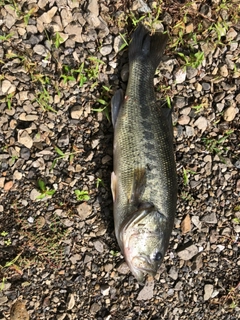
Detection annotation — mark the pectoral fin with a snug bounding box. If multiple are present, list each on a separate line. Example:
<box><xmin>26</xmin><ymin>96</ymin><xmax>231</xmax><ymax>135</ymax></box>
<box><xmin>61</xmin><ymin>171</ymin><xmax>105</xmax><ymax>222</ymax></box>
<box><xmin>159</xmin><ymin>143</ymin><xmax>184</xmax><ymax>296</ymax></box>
<box><xmin>129</xmin><ymin>168</ymin><xmax>146</xmax><ymax>204</ymax></box>
<box><xmin>111</xmin><ymin>171</ymin><xmax>117</xmax><ymax>202</ymax></box>
<box><xmin>111</xmin><ymin>89</ymin><xmax>124</xmax><ymax>127</ymax></box>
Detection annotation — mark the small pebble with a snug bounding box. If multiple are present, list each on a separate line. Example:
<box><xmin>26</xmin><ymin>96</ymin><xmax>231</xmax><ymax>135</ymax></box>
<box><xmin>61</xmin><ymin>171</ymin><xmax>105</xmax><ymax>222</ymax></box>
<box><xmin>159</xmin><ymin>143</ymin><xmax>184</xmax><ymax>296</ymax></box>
<box><xmin>70</xmin><ymin>105</ymin><xmax>83</xmax><ymax>119</ymax></box>
<box><xmin>219</xmin><ymin>65</ymin><xmax>228</xmax><ymax>77</ymax></box>
<box><xmin>223</xmin><ymin>106</ymin><xmax>238</xmax><ymax>121</ymax></box>
<box><xmin>202</xmin><ymin>82</ymin><xmax>211</xmax><ymax>91</ymax></box>
<box><xmin>76</xmin><ymin>202</ymin><xmax>92</xmax><ymax>220</ymax></box>
<box><xmin>178</xmin><ymin>115</ymin><xmax>190</xmax><ymax>125</ymax></box>
<box><xmin>4</xmin><ymin>181</ymin><xmax>13</xmax><ymax>191</ymax></box>
<box><xmin>177</xmin><ymin>245</ymin><xmax>198</xmax><ymax>260</ymax></box>
<box><xmin>174</xmin><ymin>68</ymin><xmax>186</xmax><ymax>84</ymax></box>
<box><xmin>100</xmin><ymin>45</ymin><xmax>112</xmax><ymax>56</ymax></box>
<box><xmin>204</xmin><ymin>284</ymin><xmax>214</xmax><ymax>301</ymax></box>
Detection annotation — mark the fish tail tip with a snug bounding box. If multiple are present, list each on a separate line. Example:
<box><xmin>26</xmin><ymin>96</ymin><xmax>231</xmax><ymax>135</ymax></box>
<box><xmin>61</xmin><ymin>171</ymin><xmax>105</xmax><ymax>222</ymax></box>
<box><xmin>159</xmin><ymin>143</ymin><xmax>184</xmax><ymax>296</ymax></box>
<box><xmin>129</xmin><ymin>23</ymin><xmax>168</xmax><ymax>70</ymax></box>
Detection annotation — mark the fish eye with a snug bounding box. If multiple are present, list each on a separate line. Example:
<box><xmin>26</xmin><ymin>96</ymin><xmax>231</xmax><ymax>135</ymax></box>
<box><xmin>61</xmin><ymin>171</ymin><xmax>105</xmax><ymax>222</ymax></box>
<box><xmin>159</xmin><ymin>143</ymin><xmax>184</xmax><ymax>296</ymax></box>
<box><xmin>152</xmin><ymin>251</ymin><xmax>162</xmax><ymax>261</ymax></box>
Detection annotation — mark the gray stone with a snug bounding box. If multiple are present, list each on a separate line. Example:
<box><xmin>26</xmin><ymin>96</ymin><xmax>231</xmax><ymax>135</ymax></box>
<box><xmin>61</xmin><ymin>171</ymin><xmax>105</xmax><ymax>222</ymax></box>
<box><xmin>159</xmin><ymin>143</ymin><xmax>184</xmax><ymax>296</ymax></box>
<box><xmin>113</xmin><ymin>35</ymin><xmax>125</xmax><ymax>53</ymax></box>
<box><xmin>100</xmin><ymin>45</ymin><xmax>112</xmax><ymax>56</ymax></box>
<box><xmin>84</xmin><ymin>254</ymin><xmax>92</xmax><ymax>264</ymax></box>
<box><xmin>33</xmin><ymin>44</ymin><xmax>48</xmax><ymax>56</ymax></box>
<box><xmin>76</xmin><ymin>202</ymin><xmax>92</xmax><ymax>220</ymax></box>
<box><xmin>216</xmin><ymin>103</ymin><xmax>224</xmax><ymax>112</ymax></box>
<box><xmin>93</xmin><ymin>240</ymin><xmax>104</xmax><ymax>253</ymax></box>
<box><xmin>223</xmin><ymin>106</ymin><xmax>238</xmax><ymax>121</ymax></box>
<box><xmin>90</xmin><ymin>302</ymin><xmax>101</xmax><ymax>314</ymax></box>
<box><xmin>226</xmin><ymin>27</ymin><xmax>237</xmax><ymax>41</ymax></box>
<box><xmin>195</xmin><ymin>82</ymin><xmax>202</xmax><ymax>91</ymax></box>
<box><xmin>202</xmin><ymin>82</ymin><xmax>211</xmax><ymax>91</ymax></box>
<box><xmin>70</xmin><ymin>105</ymin><xmax>83</xmax><ymax>119</ymax></box>
<box><xmin>5</xmin><ymin>13</ymin><xmax>16</xmax><ymax>28</ymax></box>
<box><xmin>234</xmin><ymin>160</ymin><xmax>240</xmax><ymax>169</ymax></box>
<box><xmin>88</xmin><ymin>0</ymin><xmax>99</xmax><ymax>16</ymax></box>
<box><xmin>13</xmin><ymin>170</ymin><xmax>22</xmax><ymax>180</ymax></box>
<box><xmin>104</xmin><ymin>263</ymin><xmax>113</xmax><ymax>272</ymax></box>
<box><xmin>178</xmin><ymin>115</ymin><xmax>190</xmax><ymax>125</ymax></box>
<box><xmin>91</xmin><ymin>139</ymin><xmax>99</xmax><ymax>149</ymax></box>
<box><xmin>177</xmin><ymin>244</ymin><xmax>198</xmax><ymax>260</ymax></box>
<box><xmin>214</xmin><ymin>92</ymin><xmax>225</xmax><ymax>102</ymax></box>
<box><xmin>174</xmin><ymin>96</ymin><xmax>186</xmax><ymax>109</ymax></box>
<box><xmin>132</xmin><ymin>0</ymin><xmax>151</xmax><ymax>13</ymax></box>
<box><xmin>60</xmin><ymin>8</ymin><xmax>73</xmax><ymax>27</ymax></box>
<box><xmin>236</xmin><ymin>179</ymin><xmax>240</xmax><ymax>192</ymax></box>
<box><xmin>38</xmin><ymin>7</ymin><xmax>57</xmax><ymax>24</ymax></box>
<box><xmin>219</xmin><ymin>65</ymin><xmax>228</xmax><ymax>77</ymax></box>
<box><xmin>174</xmin><ymin>68</ymin><xmax>186</xmax><ymax>84</ymax></box>
<box><xmin>0</xmin><ymin>296</ymin><xmax>8</xmax><ymax>305</ymax></box>
<box><xmin>186</xmin><ymin>66</ymin><xmax>198</xmax><ymax>79</ymax></box>
<box><xmin>225</xmin><ymin>55</ymin><xmax>235</xmax><ymax>70</ymax></box>
<box><xmin>102</xmin><ymin>155</ymin><xmax>111</xmax><ymax>164</ymax></box>
<box><xmin>30</xmin><ymin>189</ymin><xmax>42</xmax><ymax>201</ymax></box>
<box><xmin>230</xmin><ymin>41</ymin><xmax>238</xmax><ymax>51</ymax></box>
<box><xmin>18</xmin><ymin>130</ymin><xmax>33</xmax><ymax>149</ymax></box>
<box><xmin>85</xmin><ymin>13</ymin><xmax>101</xmax><ymax>29</ymax></box>
<box><xmin>58</xmin><ymin>134</ymin><xmax>69</xmax><ymax>147</ymax></box>
<box><xmin>169</xmin><ymin>266</ymin><xmax>178</xmax><ymax>280</ymax></box>
<box><xmin>192</xmin><ymin>216</ymin><xmax>202</xmax><ymax>230</ymax></box>
<box><xmin>64</xmin><ymin>24</ymin><xmax>83</xmax><ymax>43</ymax></box>
<box><xmin>26</xmin><ymin>35</ymin><xmax>40</xmax><ymax>45</ymax></box>
<box><xmin>204</xmin><ymin>284</ymin><xmax>214</xmax><ymax>301</ymax></box>
<box><xmin>19</xmin><ymin>113</ymin><xmax>38</xmax><ymax>121</ymax></box>
<box><xmin>180</xmin><ymin>107</ymin><xmax>191</xmax><ymax>115</ymax></box>
<box><xmin>193</xmin><ymin>116</ymin><xmax>208</xmax><ymax>132</ymax></box>
<box><xmin>70</xmin><ymin>254</ymin><xmax>81</xmax><ymax>264</ymax></box>
<box><xmin>137</xmin><ymin>278</ymin><xmax>154</xmax><ymax>300</ymax></box>
<box><xmin>162</xmin><ymin>12</ymin><xmax>172</xmax><ymax>25</ymax></box>
<box><xmin>100</xmin><ymin>284</ymin><xmax>110</xmax><ymax>296</ymax></box>
<box><xmin>67</xmin><ymin>293</ymin><xmax>75</xmax><ymax>310</ymax></box>
<box><xmin>38</xmin><ymin>0</ymin><xmax>48</xmax><ymax>8</ymax></box>
<box><xmin>2</xmin><ymin>80</ymin><xmax>16</xmax><ymax>94</ymax></box>
<box><xmin>202</xmin><ymin>212</ymin><xmax>217</xmax><ymax>224</ymax></box>
<box><xmin>0</xmin><ymin>177</ymin><xmax>5</xmax><ymax>188</ymax></box>
<box><xmin>200</xmin><ymin>4</ymin><xmax>211</xmax><ymax>15</ymax></box>
<box><xmin>185</xmin><ymin>125</ymin><xmax>194</xmax><ymax>137</ymax></box>
<box><xmin>117</xmin><ymin>261</ymin><xmax>129</xmax><ymax>274</ymax></box>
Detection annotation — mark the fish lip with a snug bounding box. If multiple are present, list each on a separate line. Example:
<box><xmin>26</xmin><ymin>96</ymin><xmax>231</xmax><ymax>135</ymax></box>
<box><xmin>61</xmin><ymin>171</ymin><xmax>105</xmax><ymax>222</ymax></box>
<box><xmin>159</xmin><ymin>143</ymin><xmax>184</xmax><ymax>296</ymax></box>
<box><xmin>127</xmin><ymin>262</ymin><xmax>156</xmax><ymax>285</ymax></box>
<box><xmin>132</xmin><ymin>254</ymin><xmax>159</xmax><ymax>274</ymax></box>
<box><xmin>126</xmin><ymin>263</ymin><xmax>146</xmax><ymax>284</ymax></box>
<box><xmin>124</xmin><ymin>251</ymin><xmax>158</xmax><ymax>283</ymax></box>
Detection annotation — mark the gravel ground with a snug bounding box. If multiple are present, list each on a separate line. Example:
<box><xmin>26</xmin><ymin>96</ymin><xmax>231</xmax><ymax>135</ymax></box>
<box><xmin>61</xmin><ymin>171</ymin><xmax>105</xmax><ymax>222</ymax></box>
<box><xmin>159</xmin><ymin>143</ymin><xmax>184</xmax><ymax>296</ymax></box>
<box><xmin>0</xmin><ymin>0</ymin><xmax>240</xmax><ymax>319</ymax></box>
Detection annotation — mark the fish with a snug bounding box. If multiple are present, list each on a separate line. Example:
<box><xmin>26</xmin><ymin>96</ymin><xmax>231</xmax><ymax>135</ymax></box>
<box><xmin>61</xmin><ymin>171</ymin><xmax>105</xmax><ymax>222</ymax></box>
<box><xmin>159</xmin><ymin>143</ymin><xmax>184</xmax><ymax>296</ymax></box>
<box><xmin>111</xmin><ymin>24</ymin><xmax>177</xmax><ymax>284</ymax></box>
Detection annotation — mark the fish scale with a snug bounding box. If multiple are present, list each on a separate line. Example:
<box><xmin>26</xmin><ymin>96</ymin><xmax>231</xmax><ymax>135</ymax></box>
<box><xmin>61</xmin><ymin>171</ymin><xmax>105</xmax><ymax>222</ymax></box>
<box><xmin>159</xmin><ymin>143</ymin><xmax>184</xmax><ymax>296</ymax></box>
<box><xmin>111</xmin><ymin>24</ymin><xmax>177</xmax><ymax>283</ymax></box>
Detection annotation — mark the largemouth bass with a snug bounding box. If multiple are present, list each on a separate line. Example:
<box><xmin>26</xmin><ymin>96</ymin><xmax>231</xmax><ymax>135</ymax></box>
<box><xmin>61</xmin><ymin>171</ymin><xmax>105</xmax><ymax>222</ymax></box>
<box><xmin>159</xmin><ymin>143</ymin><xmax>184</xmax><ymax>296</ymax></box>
<box><xmin>111</xmin><ymin>24</ymin><xmax>177</xmax><ymax>284</ymax></box>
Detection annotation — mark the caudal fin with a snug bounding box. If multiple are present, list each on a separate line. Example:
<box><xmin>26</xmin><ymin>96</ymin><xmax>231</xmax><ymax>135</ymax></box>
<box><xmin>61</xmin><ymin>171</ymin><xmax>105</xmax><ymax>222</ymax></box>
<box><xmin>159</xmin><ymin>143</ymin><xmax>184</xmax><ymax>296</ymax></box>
<box><xmin>128</xmin><ymin>24</ymin><xmax>168</xmax><ymax>72</ymax></box>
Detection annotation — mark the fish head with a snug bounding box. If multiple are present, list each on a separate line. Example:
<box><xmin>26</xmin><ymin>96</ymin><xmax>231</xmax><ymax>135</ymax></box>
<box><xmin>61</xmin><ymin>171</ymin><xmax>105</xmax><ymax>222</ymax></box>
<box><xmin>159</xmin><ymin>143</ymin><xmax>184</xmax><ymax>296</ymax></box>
<box><xmin>120</xmin><ymin>204</ymin><xmax>169</xmax><ymax>283</ymax></box>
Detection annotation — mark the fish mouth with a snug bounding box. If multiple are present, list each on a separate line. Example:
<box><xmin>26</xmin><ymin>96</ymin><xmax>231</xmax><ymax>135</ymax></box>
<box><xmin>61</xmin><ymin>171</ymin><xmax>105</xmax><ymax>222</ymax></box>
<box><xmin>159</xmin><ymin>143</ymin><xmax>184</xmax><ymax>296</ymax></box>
<box><xmin>125</xmin><ymin>254</ymin><xmax>158</xmax><ymax>284</ymax></box>
<box><xmin>132</xmin><ymin>255</ymin><xmax>158</xmax><ymax>274</ymax></box>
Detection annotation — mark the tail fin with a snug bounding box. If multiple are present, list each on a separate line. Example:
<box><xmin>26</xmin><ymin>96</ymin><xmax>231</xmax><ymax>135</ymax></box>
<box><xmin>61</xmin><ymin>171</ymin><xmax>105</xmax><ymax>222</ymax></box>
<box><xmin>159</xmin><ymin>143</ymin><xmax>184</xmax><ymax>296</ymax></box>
<box><xmin>128</xmin><ymin>24</ymin><xmax>168</xmax><ymax>71</ymax></box>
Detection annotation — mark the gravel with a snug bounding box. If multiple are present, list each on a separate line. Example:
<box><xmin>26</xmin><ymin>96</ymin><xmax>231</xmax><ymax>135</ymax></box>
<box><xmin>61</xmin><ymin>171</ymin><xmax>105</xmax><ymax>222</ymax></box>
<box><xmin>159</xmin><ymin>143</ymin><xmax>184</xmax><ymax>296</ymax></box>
<box><xmin>0</xmin><ymin>0</ymin><xmax>240</xmax><ymax>319</ymax></box>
